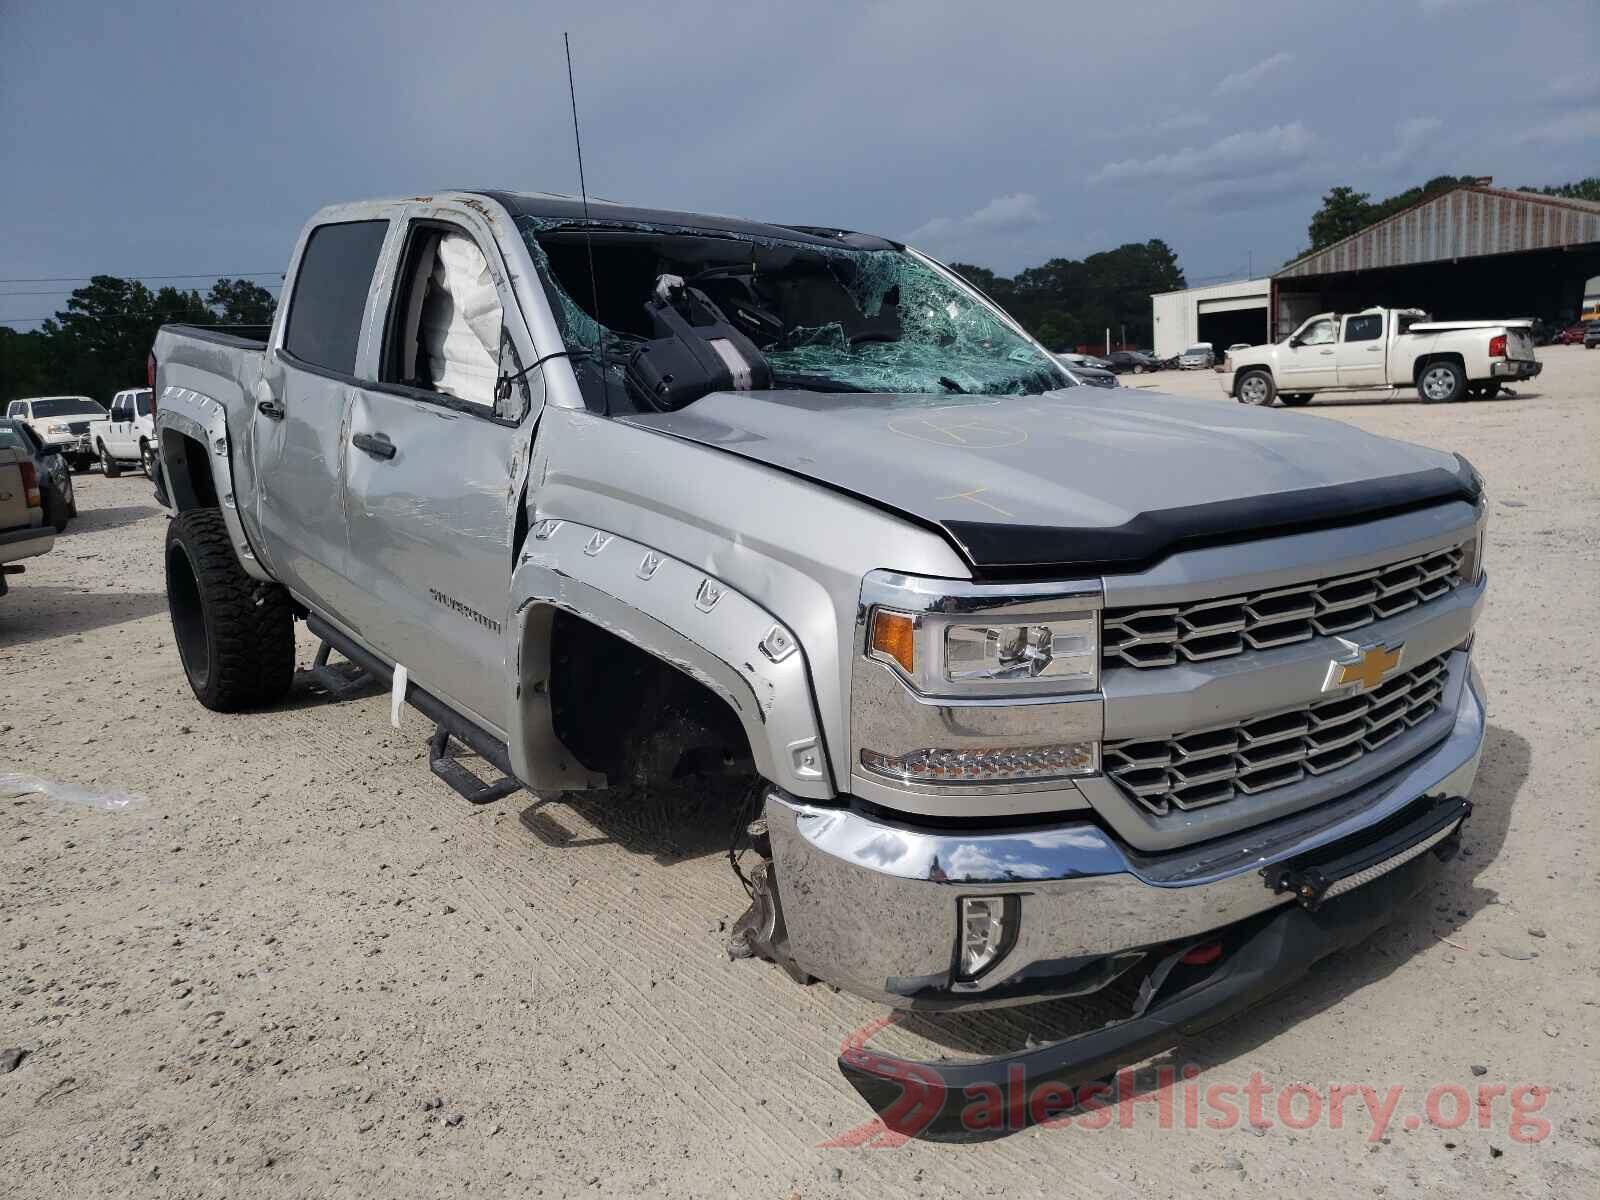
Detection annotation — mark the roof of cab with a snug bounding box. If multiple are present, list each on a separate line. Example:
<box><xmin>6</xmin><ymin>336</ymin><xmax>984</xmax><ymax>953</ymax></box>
<box><xmin>471</xmin><ymin>189</ymin><xmax>900</xmax><ymax>252</ymax></box>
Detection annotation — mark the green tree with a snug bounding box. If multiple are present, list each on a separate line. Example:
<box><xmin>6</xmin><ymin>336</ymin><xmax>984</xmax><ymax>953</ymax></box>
<box><xmin>207</xmin><ymin>277</ymin><xmax>277</xmax><ymax>324</ymax></box>
<box><xmin>1304</xmin><ymin>176</ymin><xmax>1480</xmax><ymax>254</ymax></box>
<box><xmin>1519</xmin><ymin>178</ymin><xmax>1600</xmax><ymax>203</ymax></box>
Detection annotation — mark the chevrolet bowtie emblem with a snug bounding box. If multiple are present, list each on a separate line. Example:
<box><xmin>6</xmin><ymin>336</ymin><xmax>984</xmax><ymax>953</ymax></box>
<box><xmin>1324</xmin><ymin>640</ymin><xmax>1405</xmax><ymax>693</ymax></box>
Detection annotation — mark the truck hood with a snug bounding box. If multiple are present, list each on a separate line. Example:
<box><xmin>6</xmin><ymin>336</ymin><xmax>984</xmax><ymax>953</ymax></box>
<box><xmin>622</xmin><ymin>388</ymin><xmax>1479</xmax><ymax>577</ymax></box>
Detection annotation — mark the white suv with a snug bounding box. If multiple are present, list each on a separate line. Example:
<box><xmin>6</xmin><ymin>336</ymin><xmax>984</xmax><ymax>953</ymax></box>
<box><xmin>5</xmin><ymin>395</ymin><xmax>106</xmax><ymax>472</ymax></box>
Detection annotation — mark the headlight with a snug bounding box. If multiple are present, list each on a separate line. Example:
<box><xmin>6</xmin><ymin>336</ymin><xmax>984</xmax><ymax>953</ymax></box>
<box><xmin>869</xmin><ymin>606</ymin><xmax>1099</xmax><ymax>696</ymax></box>
<box><xmin>47</xmin><ymin>423</ymin><xmax>71</xmax><ymax>434</ymax></box>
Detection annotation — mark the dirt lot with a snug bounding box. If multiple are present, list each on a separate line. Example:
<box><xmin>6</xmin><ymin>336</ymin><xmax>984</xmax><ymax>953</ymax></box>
<box><xmin>2</xmin><ymin>346</ymin><xmax>1597</xmax><ymax>1197</ymax></box>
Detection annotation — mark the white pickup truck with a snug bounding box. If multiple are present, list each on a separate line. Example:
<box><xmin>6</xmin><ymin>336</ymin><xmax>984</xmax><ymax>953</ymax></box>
<box><xmin>89</xmin><ymin>387</ymin><xmax>158</xmax><ymax>476</ymax></box>
<box><xmin>1224</xmin><ymin>307</ymin><xmax>1541</xmax><ymax>406</ymax></box>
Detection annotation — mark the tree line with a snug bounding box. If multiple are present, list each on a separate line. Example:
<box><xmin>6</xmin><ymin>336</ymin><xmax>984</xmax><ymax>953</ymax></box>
<box><xmin>0</xmin><ymin>277</ymin><xmax>276</xmax><ymax>405</ymax></box>
<box><xmin>950</xmin><ymin>239</ymin><xmax>1185</xmax><ymax>352</ymax></box>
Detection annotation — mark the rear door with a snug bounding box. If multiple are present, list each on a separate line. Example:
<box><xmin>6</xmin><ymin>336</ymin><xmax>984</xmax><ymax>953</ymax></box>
<box><xmin>340</xmin><ymin>211</ymin><xmax>542</xmax><ymax>735</ymax></box>
<box><xmin>107</xmin><ymin>393</ymin><xmax>133</xmax><ymax>455</ymax></box>
<box><xmin>1277</xmin><ymin>316</ymin><xmax>1339</xmax><ymax>388</ymax></box>
<box><xmin>252</xmin><ymin>217</ymin><xmax>391</xmax><ymax>620</ymax></box>
<box><xmin>1335</xmin><ymin>312</ymin><xmax>1386</xmax><ymax>388</ymax></box>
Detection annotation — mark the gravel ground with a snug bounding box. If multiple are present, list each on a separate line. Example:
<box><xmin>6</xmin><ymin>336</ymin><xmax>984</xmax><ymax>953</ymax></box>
<box><xmin>2</xmin><ymin>345</ymin><xmax>1597</xmax><ymax>1197</ymax></box>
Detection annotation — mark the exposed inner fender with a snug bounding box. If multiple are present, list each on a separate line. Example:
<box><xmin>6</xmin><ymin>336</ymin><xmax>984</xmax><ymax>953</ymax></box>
<box><xmin>505</xmin><ymin>518</ymin><xmax>835</xmax><ymax>799</ymax></box>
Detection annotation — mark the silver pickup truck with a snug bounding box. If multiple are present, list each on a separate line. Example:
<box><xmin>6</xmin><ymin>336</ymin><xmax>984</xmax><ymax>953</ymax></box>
<box><xmin>151</xmin><ymin>191</ymin><xmax>1489</xmax><ymax>1133</ymax></box>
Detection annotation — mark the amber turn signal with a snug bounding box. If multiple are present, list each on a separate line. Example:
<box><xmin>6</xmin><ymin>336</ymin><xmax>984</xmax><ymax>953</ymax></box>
<box><xmin>870</xmin><ymin>609</ymin><xmax>917</xmax><ymax>674</ymax></box>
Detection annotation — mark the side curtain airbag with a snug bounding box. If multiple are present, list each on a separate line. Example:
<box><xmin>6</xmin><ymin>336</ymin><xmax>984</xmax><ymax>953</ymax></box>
<box><xmin>419</xmin><ymin>234</ymin><xmax>503</xmax><ymax>407</ymax></box>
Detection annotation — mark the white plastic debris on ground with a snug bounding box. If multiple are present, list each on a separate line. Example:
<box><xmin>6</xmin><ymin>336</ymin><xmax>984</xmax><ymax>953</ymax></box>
<box><xmin>419</xmin><ymin>233</ymin><xmax>503</xmax><ymax>407</ymax></box>
<box><xmin>0</xmin><ymin>773</ymin><xmax>147</xmax><ymax>812</ymax></box>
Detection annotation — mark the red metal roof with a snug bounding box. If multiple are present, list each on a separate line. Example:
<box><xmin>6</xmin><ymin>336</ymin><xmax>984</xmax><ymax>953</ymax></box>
<box><xmin>1275</xmin><ymin>186</ymin><xmax>1600</xmax><ymax>279</ymax></box>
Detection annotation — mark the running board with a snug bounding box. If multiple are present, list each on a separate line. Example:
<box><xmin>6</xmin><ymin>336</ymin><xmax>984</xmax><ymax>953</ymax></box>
<box><xmin>311</xmin><ymin>640</ymin><xmax>376</xmax><ymax>698</ymax></box>
<box><xmin>429</xmin><ymin>724</ymin><xmax>522</xmax><ymax>804</ymax></box>
<box><xmin>305</xmin><ymin>614</ymin><xmax>525</xmax><ymax>807</ymax></box>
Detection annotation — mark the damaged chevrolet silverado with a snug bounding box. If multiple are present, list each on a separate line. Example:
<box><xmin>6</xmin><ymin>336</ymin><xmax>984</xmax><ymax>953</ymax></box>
<box><xmin>150</xmin><ymin>192</ymin><xmax>1488</xmax><ymax>1134</ymax></box>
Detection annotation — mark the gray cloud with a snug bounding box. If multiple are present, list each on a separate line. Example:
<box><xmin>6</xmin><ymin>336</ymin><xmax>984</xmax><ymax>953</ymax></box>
<box><xmin>909</xmin><ymin>193</ymin><xmax>1049</xmax><ymax>242</ymax></box>
<box><xmin>1092</xmin><ymin>123</ymin><xmax>1317</xmax><ymax>188</ymax></box>
<box><xmin>1215</xmin><ymin>52</ymin><xmax>1295</xmax><ymax>96</ymax></box>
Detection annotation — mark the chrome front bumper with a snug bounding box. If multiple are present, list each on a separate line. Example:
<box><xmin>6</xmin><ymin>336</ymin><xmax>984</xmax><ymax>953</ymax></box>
<box><xmin>768</xmin><ymin>659</ymin><xmax>1486</xmax><ymax>1010</ymax></box>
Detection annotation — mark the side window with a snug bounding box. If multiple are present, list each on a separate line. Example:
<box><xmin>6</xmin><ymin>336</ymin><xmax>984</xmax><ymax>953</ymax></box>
<box><xmin>136</xmin><ymin>392</ymin><xmax>153</xmax><ymax>416</ymax></box>
<box><xmin>284</xmin><ymin>220</ymin><xmax>389</xmax><ymax>375</ymax></box>
<box><xmin>1344</xmin><ymin>314</ymin><xmax>1383</xmax><ymax>343</ymax></box>
<box><xmin>1300</xmin><ymin>318</ymin><xmax>1336</xmax><ymax>346</ymax></box>
<box><xmin>381</xmin><ymin>224</ymin><xmax>520</xmax><ymax>419</ymax></box>
<box><xmin>5</xmin><ymin>402</ymin><xmax>19</xmax><ymax>418</ymax></box>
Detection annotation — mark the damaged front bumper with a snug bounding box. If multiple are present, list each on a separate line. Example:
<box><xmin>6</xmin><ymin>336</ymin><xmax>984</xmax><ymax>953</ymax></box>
<box><xmin>762</xmin><ymin>662</ymin><xmax>1485</xmax><ymax>1012</ymax></box>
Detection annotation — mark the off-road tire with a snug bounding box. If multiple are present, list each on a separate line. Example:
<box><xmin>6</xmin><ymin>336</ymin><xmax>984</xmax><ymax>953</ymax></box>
<box><xmin>165</xmin><ymin>508</ymin><xmax>294</xmax><ymax>711</ymax></box>
<box><xmin>1236</xmin><ymin>368</ymin><xmax>1276</xmax><ymax>406</ymax></box>
<box><xmin>1279</xmin><ymin>392</ymin><xmax>1313</xmax><ymax>407</ymax></box>
<box><xmin>1418</xmin><ymin>359</ymin><xmax>1465</xmax><ymax>403</ymax></box>
<box><xmin>99</xmin><ymin>442</ymin><xmax>121</xmax><ymax>478</ymax></box>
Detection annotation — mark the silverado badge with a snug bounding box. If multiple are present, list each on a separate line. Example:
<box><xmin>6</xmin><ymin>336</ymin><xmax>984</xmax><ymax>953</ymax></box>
<box><xmin>1323</xmin><ymin>639</ymin><xmax>1405</xmax><ymax>693</ymax></box>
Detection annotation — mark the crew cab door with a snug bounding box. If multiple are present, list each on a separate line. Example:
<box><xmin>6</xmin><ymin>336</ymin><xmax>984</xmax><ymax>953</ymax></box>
<box><xmin>105</xmin><ymin>393</ymin><xmax>131</xmax><ymax>454</ymax></box>
<box><xmin>1335</xmin><ymin>311</ymin><xmax>1386</xmax><ymax>388</ymax></box>
<box><xmin>1277</xmin><ymin>316</ymin><xmax>1339</xmax><ymax>388</ymax></box>
<box><xmin>340</xmin><ymin>212</ymin><xmax>542</xmax><ymax>735</ymax></box>
<box><xmin>251</xmin><ymin>217</ymin><xmax>390</xmax><ymax>620</ymax></box>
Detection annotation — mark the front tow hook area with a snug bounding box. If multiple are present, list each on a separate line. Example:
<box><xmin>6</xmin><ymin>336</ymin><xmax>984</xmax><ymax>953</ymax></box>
<box><xmin>838</xmin><ymin>831</ymin><xmax>1459</xmax><ymax>1143</ymax></box>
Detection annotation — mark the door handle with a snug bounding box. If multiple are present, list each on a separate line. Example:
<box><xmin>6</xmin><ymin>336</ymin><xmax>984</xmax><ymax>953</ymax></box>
<box><xmin>253</xmin><ymin>380</ymin><xmax>284</xmax><ymax>419</ymax></box>
<box><xmin>352</xmin><ymin>431</ymin><xmax>397</xmax><ymax>461</ymax></box>
<box><xmin>1320</xmin><ymin>349</ymin><xmax>1334</xmax><ymax>355</ymax></box>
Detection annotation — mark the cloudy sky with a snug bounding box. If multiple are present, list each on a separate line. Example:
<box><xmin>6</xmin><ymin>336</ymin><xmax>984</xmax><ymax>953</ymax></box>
<box><xmin>2</xmin><ymin>0</ymin><xmax>1595</xmax><ymax>327</ymax></box>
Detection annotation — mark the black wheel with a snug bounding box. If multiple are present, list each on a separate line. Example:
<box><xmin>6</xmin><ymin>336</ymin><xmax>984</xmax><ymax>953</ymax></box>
<box><xmin>1477</xmin><ymin>382</ymin><xmax>1501</xmax><ymax>399</ymax></box>
<box><xmin>46</xmin><ymin>485</ymin><xmax>70</xmax><ymax>533</ymax></box>
<box><xmin>1133</xmin><ymin>364</ymin><xmax>1145</xmax><ymax>374</ymax></box>
<box><xmin>69</xmin><ymin>455</ymin><xmax>92</xmax><ymax>474</ymax></box>
<box><xmin>99</xmin><ymin>441</ymin><xmax>121</xmax><ymax>478</ymax></box>
<box><xmin>165</xmin><ymin>508</ymin><xmax>295</xmax><ymax>711</ymax></box>
<box><xmin>1418</xmin><ymin>359</ymin><xmax>1465</xmax><ymax>403</ymax></box>
<box><xmin>140</xmin><ymin>440</ymin><xmax>156</xmax><ymax>478</ymax></box>
<box><xmin>1236</xmin><ymin>369</ymin><xmax>1277</xmax><ymax>406</ymax></box>
<box><xmin>1279</xmin><ymin>392</ymin><xmax>1313</xmax><ymax>407</ymax></box>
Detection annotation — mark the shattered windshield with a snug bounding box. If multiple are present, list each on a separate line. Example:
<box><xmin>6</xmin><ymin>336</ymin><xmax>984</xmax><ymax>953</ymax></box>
<box><xmin>516</xmin><ymin>217</ymin><xmax>1065</xmax><ymax>410</ymax></box>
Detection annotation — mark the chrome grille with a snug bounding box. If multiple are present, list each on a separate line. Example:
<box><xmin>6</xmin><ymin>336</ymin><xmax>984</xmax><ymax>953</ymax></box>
<box><xmin>1102</xmin><ymin>543</ymin><xmax>1466</xmax><ymax>669</ymax></box>
<box><xmin>1104</xmin><ymin>653</ymin><xmax>1450</xmax><ymax>815</ymax></box>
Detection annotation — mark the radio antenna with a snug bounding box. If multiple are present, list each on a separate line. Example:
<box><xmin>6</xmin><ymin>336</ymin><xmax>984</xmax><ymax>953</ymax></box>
<box><xmin>564</xmin><ymin>32</ymin><xmax>608</xmax><ymax>415</ymax></box>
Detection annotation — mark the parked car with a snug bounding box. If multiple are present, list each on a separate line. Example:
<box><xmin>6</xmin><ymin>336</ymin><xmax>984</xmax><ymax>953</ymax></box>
<box><xmin>0</xmin><ymin>418</ymin><xmax>76</xmax><ymax>532</ymax></box>
<box><xmin>1553</xmin><ymin>323</ymin><xmax>1588</xmax><ymax>345</ymax></box>
<box><xmin>0</xmin><ymin>432</ymin><xmax>54</xmax><ymax>598</ymax></box>
<box><xmin>1053</xmin><ymin>356</ymin><xmax>1118</xmax><ymax>387</ymax></box>
<box><xmin>1178</xmin><ymin>343</ymin><xmax>1214</xmax><ymax>369</ymax></box>
<box><xmin>1225</xmin><ymin>308</ymin><xmax>1540</xmax><ymax>406</ymax></box>
<box><xmin>89</xmin><ymin>387</ymin><xmax>157</xmax><ymax>477</ymax></box>
<box><xmin>1585</xmin><ymin>322</ymin><xmax>1600</xmax><ymax>349</ymax></box>
<box><xmin>1103</xmin><ymin>349</ymin><xmax>1158</xmax><ymax>374</ymax></box>
<box><xmin>151</xmin><ymin>191</ymin><xmax>1489</xmax><ymax>1126</ymax></box>
<box><xmin>1055</xmin><ymin>351</ymin><xmax>1115</xmax><ymax>371</ymax></box>
<box><xmin>4</xmin><ymin>395</ymin><xmax>104</xmax><ymax>471</ymax></box>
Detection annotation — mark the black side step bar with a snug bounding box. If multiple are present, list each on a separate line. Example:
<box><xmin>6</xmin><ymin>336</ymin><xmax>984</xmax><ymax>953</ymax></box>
<box><xmin>306</xmin><ymin>614</ymin><xmax>524</xmax><ymax>805</ymax></box>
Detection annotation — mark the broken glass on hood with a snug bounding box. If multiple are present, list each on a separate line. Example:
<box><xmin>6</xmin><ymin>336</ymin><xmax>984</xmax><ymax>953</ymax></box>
<box><xmin>516</xmin><ymin>216</ymin><xmax>1066</xmax><ymax>411</ymax></box>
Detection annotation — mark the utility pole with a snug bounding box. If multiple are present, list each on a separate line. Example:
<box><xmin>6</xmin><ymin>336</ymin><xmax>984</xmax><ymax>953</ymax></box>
<box><xmin>1105</xmin><ymin>328</ymin><xmax>1110</xmax><ymax>355</ymax></box>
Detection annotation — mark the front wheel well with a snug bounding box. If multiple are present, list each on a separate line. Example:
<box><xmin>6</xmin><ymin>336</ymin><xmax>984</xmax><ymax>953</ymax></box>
<box><xmin>547</xmin><ymin>609</ymin><xmax>756</xmax><ymax>787</ymax></box>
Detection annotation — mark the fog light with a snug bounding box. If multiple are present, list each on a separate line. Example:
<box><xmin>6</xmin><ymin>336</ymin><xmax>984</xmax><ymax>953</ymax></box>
<box><xmin>957</xmin><ymin>895</ymin><xmax>1018</xmax><ymax>981</ymax></box>
<box><xmin>861</xmin><ymin>741</ymin><xmax>1099</xmax><ymax>785</ymax></box>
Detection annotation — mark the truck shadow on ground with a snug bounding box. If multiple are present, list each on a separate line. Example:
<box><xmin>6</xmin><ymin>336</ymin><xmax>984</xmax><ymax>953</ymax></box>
<box><xmin>856</xmin><ymin>723</ymin><xmax>1531</xmax><ymax>1141</ymax></box>
<box><xmin>1293</xmin><ymin>391</ymin><xmax>1535</xmax><ymax>409</ymax></box>
<box><xmin>516</xmin><ymin>777</ymin><xmax>758</xmax><ymax>867</ymax></box>
<box><xmin>0</xmin><ymin>586</ymin><xmax>167</xmax><ymax>648</ymax></box>
<box><xmin>63</xmin><ymin>503</ymin><xmax>162</xmax><ymax>534</ymax></box>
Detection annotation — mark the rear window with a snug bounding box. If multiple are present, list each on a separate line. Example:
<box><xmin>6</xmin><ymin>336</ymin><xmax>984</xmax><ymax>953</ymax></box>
<box><xmin>284</xmin><ymin>220</ymin><xmax>389</xmax><ymax>374</ymax></box>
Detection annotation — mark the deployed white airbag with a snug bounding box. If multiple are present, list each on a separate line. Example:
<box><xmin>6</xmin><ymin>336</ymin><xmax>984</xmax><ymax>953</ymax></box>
<box><xmin>419</xmin><ymin>234</ymin><xmax>502</xmax><ymax>407</ymax></box>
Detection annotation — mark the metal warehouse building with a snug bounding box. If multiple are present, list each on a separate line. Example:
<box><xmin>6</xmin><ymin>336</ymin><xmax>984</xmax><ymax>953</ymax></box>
<box><xmin>1271</xmin><ymin>181</ymin><xmax>1600</xmax><ymax>338</ymax></box>
<box><xmin>1151</xmin><ymin>277</ymin><xmax>1270</xmax><ymax>359</ymax></box>
<box><xmin>1150</xmin><ymin>181</ymin><xmax>1600</xmax><ymax>353</ymax></box>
